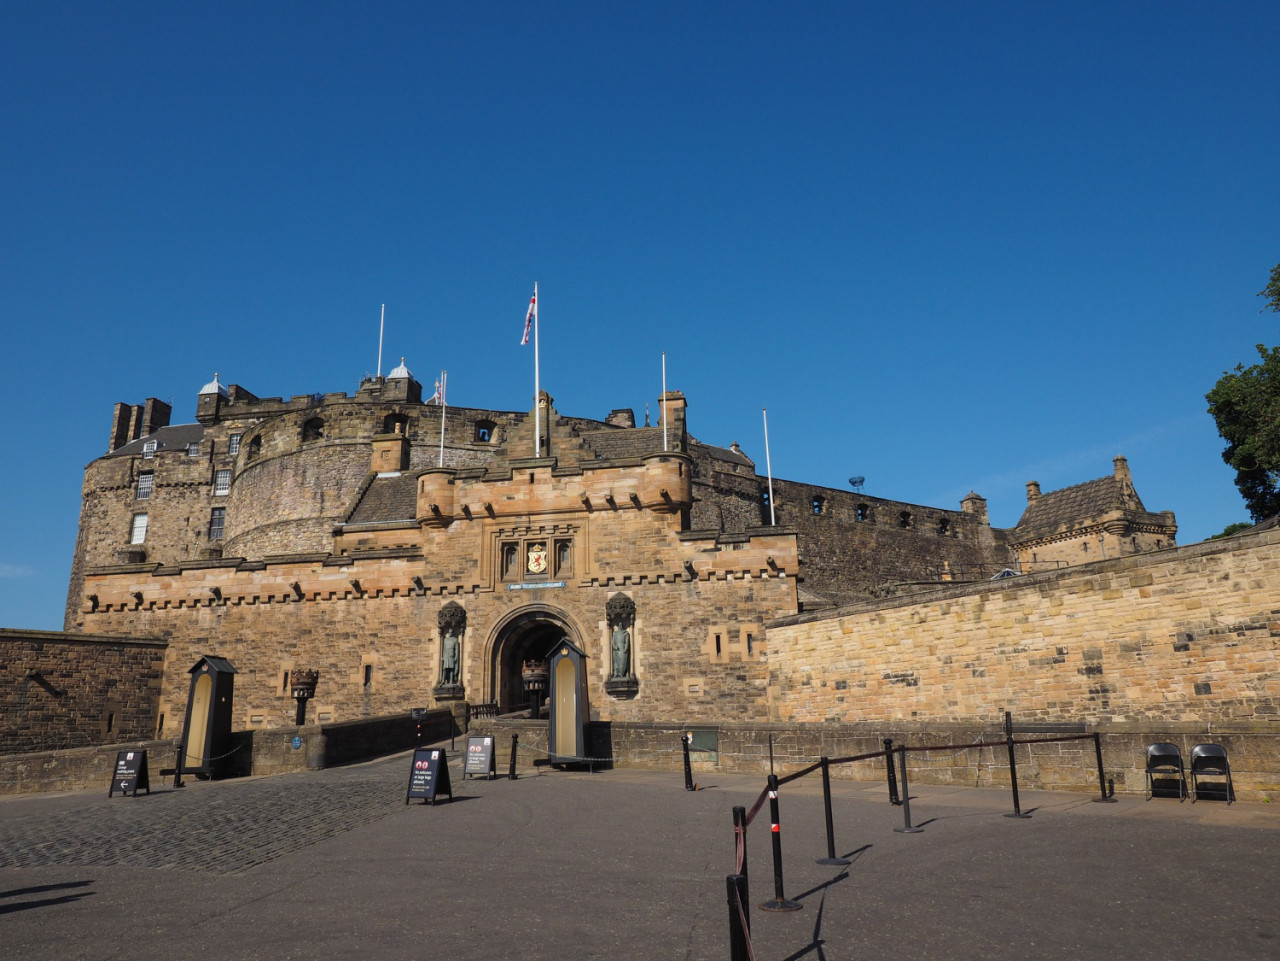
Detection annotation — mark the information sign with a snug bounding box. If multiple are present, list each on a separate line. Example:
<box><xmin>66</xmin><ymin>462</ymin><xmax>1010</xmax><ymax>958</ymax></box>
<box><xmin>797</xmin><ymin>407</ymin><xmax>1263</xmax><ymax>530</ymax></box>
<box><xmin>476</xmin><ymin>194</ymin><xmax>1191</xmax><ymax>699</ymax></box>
<box><xmin>464</xmin><ymin>735</ymin><xmax>496</xmax><ymax>779</ymax></box>
<box><xmin>109</xmin><ymin>750</ymin><xmax>150</xmax><ymax>798</ymax></box>
<box><xmin>405</xmin><ymin>747</ymin><xmax>452</xmax><ymax>805</ymax></box>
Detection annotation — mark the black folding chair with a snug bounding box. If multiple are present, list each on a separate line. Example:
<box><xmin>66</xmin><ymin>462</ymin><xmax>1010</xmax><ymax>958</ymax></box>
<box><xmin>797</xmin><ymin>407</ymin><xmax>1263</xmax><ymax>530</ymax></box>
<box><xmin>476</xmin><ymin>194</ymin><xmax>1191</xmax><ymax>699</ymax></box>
<box><xmin>1189</xmin><ymin>744</ymin><xmax>1234</xmax><ymax>803</ymax></box>
<box><xmin>1145</xmin><ymin>742</ymin><xmax>1186</xmax><ymax>800</ymax></box>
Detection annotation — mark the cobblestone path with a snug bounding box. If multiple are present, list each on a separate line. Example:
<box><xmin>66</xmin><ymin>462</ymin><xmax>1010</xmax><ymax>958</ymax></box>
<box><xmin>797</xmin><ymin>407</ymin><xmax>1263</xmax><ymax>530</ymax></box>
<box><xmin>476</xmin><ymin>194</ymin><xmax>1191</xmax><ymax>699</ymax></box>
<box><xmin>0</xmin><ymin>754</ymin><xmax>418</xmax><ymax>875</ymax></box>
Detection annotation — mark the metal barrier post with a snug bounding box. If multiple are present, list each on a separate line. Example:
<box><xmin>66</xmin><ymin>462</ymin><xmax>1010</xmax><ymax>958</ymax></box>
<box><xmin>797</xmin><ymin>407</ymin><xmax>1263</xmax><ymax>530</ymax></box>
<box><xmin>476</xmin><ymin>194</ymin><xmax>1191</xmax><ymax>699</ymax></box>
<box><xmin>682</xmin><ymin>733</ymin><xmax>695</xmax><ymax>791</ymax></box>
<box><xmin>727</xmin><ymin>874</ymin><xmax>751</xmax><ymax>961</ymax></box>
<box><xmin>733</xmin><ymin>805</ymin><xmax>750</xmax><ymax>916</ymax></box>
<box><xmin>893</xmin><ymin>747</ymin><xmax>924</xmax><ymax>834</ymax></box>
<box><xmin>884</xmin><ymin>737</ymin><xmax>901</xmax><ymax>804</ymax></box>
<box><xmin>1091</xmin><ymin>731</ymin><xmax>1117</xmax><ymax>802</ymax></box>
<box><xmin>817</xmin><ymin>757</ymin><xmax>851</xmax><ymax>866</ymax></box>
<box><xmin>508</xmin><ymin>733</ymin><xmax>519</xmax><ymax>780</ymax></box>
<box><xmin>760</xmin><ymin>774</ymin><xmax>802</xmax><ymax>912</ymax></box>
<box><xmin>1003</xmin><ymin>711</ymin><xmax>1031</xmax><ymax>819</ymax></box>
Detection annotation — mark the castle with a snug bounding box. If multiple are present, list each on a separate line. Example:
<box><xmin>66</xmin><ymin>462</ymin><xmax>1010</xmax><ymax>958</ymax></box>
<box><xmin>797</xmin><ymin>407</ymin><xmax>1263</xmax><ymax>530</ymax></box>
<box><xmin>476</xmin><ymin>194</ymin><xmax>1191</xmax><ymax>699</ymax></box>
<box><xmin>61</xmin><ymin>364</ymin><xmax>1178</xmax><ymax>739</ymax></box>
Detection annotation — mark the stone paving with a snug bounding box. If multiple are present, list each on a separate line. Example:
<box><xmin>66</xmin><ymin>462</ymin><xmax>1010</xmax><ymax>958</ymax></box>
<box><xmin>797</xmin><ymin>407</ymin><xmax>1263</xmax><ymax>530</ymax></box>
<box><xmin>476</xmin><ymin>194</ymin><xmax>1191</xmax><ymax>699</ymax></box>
<box><xmin>2</xmin><ymin>748</ymin><xmax>1280</xmax><ymax>961</ymax></box>
<box><xmin>0</xmin><ymin>756</ymin><xmax>408</xmax><ymax>874</ymax></box>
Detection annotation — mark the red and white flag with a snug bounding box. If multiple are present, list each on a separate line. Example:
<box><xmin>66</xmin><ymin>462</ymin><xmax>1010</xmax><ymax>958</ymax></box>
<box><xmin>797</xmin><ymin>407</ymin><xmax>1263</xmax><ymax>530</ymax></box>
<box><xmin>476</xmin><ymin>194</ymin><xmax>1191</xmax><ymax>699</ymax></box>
<box><xmin>521</xmin><ymin>288</ymin><xmax>537</xmax><ymax>345</ymax></box>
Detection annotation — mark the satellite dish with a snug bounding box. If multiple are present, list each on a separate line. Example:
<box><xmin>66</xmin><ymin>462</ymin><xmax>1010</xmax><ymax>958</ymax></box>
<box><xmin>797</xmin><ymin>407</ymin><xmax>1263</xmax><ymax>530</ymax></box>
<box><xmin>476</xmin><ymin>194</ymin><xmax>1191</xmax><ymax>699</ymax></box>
<box><xmin>848</xmin><ymin>476</ymin><xmax>865</xmax><ymax>490</ymax></box>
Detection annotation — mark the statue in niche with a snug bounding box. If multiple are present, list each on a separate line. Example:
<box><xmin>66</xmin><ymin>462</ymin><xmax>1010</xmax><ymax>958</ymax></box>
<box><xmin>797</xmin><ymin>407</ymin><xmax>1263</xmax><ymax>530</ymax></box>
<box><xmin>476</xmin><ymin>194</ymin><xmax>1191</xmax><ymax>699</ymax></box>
<box><xmin>435</xmin><ymin>601</ymin><xmax>467</xmax><ymax>695</ymax></box>
<box><xmin>605</xmin><ymin>593</ymin><xmax>637</xmax><ymax>688</ymax></box>
<box><xmin>440</xmin><ymin>630</ymin><xmax>460</xmax><ymax>685</ymax></box>
<box><xmin>611</xmin><ymin>621</ymin><xmax>631</xmax><ymax>679</ymax></box>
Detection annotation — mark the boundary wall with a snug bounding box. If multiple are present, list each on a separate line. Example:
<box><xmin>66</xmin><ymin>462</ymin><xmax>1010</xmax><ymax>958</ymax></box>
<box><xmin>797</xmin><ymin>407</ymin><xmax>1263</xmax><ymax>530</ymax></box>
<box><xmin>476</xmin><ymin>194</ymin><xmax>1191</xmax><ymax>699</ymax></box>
<box><xmin>765</xmin><ymin>525</ymin><xmax>1280</xmax><ymax>727</ymax></box>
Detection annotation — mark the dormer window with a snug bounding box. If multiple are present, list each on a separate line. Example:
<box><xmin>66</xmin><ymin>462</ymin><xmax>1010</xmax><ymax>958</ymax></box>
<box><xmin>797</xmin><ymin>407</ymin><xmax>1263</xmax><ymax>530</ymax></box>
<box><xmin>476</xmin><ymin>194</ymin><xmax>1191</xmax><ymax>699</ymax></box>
<box><xmin>142</xmin><ymin>440</ymin><xmax>157</xmax><ymax>459</ymax></box>
<box><xmin>186</xmin><ymin>443</ymin><xmax>200</xmax><ymax>457</ymax></box>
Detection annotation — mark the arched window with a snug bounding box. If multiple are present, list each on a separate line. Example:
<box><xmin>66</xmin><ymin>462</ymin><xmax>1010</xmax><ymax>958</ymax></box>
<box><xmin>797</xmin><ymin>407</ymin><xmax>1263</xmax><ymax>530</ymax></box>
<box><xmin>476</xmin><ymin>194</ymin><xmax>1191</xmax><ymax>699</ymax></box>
<box><xmin>856</xmin><ymin>504</ymin><xmax>869</xmax><ymax>522</ymax></box>
<box><xmin>937</xmin><ymin>517</ymin><xmax>950</xmax><ymax>535</ymax></box>
<box><xmin>474</xmin><ymin>419</ymin><xmax>496</xmax><ymax>443</ymax></box>
<box><xmin>383</xmin><ymin>413</ymin><xmax>408</xmax><ymax>435</ymax></box>
<box><xmin>811</xmin><ymin>495</ymin><xmax>825</xmax><ymax>515</ymax></box>
<box><xmin>246</xmin><ymin>435</ymin><xmax>262</xmax><ymax>461</ymax></box>
<box><xmin>302</xmin><ymin>417</ymin><xmax>324</xmax><ymax>442</ymax></box>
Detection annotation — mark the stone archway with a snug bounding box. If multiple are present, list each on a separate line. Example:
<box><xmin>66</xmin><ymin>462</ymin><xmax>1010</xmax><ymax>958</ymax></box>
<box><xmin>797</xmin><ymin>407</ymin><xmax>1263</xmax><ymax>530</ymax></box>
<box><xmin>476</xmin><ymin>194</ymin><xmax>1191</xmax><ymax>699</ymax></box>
<box><xmin>488</xmin><ymin>606</ymin><xmax>580</xmax><ymax>715</ymax></box>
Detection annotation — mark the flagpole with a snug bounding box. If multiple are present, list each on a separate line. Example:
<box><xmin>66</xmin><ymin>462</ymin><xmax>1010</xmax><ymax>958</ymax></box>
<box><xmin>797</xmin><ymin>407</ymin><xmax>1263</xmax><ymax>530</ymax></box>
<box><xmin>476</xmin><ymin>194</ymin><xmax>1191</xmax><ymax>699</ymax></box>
<box><xmin>377</xmin><ymin>304</ymin><xmax>385</xmax><ymax>378</ymax></box>
<box><xmin>438</xmin><ymin>370</ymin><xmax>447</xmax><ymax>467</ymax></box>
<box><xmin>533</xmin><ymin>282</ymin><xmax>541</xmax><ymax>458</ymax></box>
<box><xmin>763</xmin><ymin>408</ymin><xmax>776</xmax><ymax>526</ymax></box>
<box><xmin>661</xmin><ymin>352</ymin><xmax>668</xmax><ymax>451</ymax></box>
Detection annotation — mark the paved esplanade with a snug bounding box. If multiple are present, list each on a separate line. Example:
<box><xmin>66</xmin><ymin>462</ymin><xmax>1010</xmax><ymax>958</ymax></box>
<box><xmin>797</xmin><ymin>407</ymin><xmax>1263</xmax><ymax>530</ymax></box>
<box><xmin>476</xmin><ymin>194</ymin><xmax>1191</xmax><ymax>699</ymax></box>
<box><xmin>2</xmin><ymin>749</ymin><xmax>1278</xmax><ymax>960</ymax></box>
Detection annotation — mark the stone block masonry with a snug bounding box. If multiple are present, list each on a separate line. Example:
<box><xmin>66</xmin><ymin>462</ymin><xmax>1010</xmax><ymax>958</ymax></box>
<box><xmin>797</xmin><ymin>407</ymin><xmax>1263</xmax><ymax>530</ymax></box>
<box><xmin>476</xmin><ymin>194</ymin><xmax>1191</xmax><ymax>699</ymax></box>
<box><xmin>766</xmin><ymin>525</ymin><xmax>1280</xmax><ymax>728</ymax></box>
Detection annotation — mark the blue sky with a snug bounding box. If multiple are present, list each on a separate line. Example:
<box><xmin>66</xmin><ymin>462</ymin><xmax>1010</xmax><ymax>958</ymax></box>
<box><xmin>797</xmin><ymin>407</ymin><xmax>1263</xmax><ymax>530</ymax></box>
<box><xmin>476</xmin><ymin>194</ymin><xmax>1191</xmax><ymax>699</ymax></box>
<box><xmin>2</xmin><ymin>3</ymin><xmax>1277</xmax><ymax>630</ymax></box>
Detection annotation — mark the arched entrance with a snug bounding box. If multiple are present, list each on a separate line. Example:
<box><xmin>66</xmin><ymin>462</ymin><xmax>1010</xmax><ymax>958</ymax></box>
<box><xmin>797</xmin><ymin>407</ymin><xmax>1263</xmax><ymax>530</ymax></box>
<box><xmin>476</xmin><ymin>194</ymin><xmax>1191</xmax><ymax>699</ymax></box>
<box><xmin>489</xmin><ymin>606</ymin><xmax>582</xmax><ymax>715</ymax></box>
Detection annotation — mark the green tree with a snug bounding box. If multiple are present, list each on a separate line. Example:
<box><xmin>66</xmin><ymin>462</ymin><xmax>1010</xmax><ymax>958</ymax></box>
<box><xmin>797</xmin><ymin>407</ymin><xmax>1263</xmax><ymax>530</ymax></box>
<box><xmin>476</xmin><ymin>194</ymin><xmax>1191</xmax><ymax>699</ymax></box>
<box><xmin>1207</xmin><ymin>343</ymin><xmax>1280</xmax><ymax>522</ymax></box>
<box><xmin>1207</xmin><ymin>521</ymin><xmax>1253</xmax><ymax>540</ymax></box>
<box><xmin>1263</xmin><ymin>262</ymin><xmax>1280</xmax><ymax>313</ymax></box>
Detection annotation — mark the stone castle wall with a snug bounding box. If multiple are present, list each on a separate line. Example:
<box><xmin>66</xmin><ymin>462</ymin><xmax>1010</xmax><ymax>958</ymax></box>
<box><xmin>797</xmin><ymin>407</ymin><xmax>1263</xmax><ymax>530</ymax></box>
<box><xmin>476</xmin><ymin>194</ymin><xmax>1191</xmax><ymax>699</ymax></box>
<box><xmin>0</xmin><ymin>630</ymin><xmax>167</xmax><ymax>754</ymax></box>
<box><xmin>765</xmin><ymin>526</ymin><xmax>1280</xmax><ymax>727</ymax></box>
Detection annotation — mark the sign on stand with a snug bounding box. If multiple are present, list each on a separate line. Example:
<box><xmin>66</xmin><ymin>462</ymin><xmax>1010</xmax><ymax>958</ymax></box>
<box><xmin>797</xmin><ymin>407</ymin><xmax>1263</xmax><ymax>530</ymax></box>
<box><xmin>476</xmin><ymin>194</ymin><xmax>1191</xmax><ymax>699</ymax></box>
<box><xmin>406</xmin><ymin>748</ymin><xmax>452</xmax><ymax>805</ymax></box>
<box><xmin>464</xmin><ymin>735</ymin><xmax>496</xmax><ymax>779</ymax></box>
<box><xmin>109</xmin><ymin>750</ymin><xmax>150</xmax><ymax>798</ymax></box>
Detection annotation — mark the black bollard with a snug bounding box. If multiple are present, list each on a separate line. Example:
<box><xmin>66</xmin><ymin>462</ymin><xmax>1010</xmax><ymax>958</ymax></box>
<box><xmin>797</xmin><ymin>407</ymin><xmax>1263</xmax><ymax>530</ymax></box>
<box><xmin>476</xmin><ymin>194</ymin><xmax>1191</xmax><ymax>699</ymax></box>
<box><xmin>1003</xmin><ymin>711</ymin><xmax>1031</xmax><ymax>819</ymax></box>
<box><xmin>1091</xmin><ymin>732</ymin><xmax>1117</xmax><ymax>803</ymax></box>
<box><xmin>732</xmin><ymin>805</ymin><xmax>750</xmax><ymax>919</ymax></box>
<box><xmin>817</xmin><ymin>757</ymin><xmax>851</xmax><ymax>866</ymax></box>
<box><xmin>682</xmin><ymin>733</ymin><xmax>695</xmax><ymax>791</ymax></box>
<box><xmin>884</xmin><ymin>737</ymin><xmax>901</xmax><ymax>804</ymax></box>
<box><xmin>508</xmin><ymin>733</ymin><xmax>519</xmax><ymax>780</ymax></box>
<box><xmin>727</xmin><ymin>874</ymin><xmax>751</xmax><ymax>961</ymax></box>
<box><xmin>893</xmin><ymin>748</ymin><xmax>924</xmax><ymax>834</ymax></box>
<box><xmin>759</xmin><ymin>774</ymin><xmax>803</xmax><ymax>912</ymax></box>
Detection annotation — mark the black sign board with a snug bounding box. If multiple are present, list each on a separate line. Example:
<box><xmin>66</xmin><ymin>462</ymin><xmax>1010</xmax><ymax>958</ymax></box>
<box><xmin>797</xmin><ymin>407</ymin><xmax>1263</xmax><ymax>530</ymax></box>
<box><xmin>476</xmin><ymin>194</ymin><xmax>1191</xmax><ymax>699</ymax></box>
<box><xmin>405</xmin><ymin>747</ymin><xmax>452</xmax><ymax>805</ymax></box>
<box><xmin>109</xmin><ymin>750</ymin><xmax>150</xmax><ymax>798</ymax></box>
<box><xmin>464</xmin><ymin>735</ymin><xmax>496</xmax><ymax>779</ymax></box>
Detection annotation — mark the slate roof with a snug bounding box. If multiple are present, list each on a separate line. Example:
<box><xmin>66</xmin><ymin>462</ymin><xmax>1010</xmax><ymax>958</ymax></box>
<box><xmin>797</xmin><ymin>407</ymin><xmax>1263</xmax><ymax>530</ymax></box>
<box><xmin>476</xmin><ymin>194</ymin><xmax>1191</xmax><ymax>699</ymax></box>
<box><xmin>1014</xmin><ymin>474</ymin><xmax>1145</xmax><ymax>538</ymax></box>
<box><xmin>345</xmin><ymin>473</ymin><xmax>419</xmax><ymax>525</ymax></box>
<box><xmin>105</xmin><ymin>424</ymin><xmax>206</xmax><ymax>458</ymax></box>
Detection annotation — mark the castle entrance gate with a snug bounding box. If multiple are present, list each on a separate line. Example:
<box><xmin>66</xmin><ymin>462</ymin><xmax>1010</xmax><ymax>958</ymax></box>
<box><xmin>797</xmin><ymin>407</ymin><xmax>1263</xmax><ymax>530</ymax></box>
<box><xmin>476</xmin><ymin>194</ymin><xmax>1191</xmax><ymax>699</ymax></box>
<box><xmin>489</xmin><ymin>606</ymin><xmax>582</xmax><ymax>716</ymax></box>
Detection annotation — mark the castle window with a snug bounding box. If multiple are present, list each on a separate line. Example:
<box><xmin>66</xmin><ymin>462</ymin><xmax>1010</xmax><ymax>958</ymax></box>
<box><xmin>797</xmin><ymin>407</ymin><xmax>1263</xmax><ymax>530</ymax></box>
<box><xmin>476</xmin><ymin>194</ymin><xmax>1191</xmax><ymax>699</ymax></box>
<box><xmin>247</xmin><ymin>436</ymin><xmax>262</xmax><ymax>460</ymax></box>
<box><xmin>186</xmin><ymin>443</ymin><xmax>200</xmax><ymax>457</ymax></box>
<box><xmin>383</xmin><ymin>413</ymin><xmax>408</xmax><ymax>434</ymax></box>
<box><xmin>856</xmin><ymin>504</ymin><xmax>869</xmax><ymax>522</ymax></box>
<box><xmin>142</xmin><ymin>440</ymin><xmax>157</xmax><ymax>459</ymax></box>
<box><xmin>938</xmin><ymin>517</ymin><xmax>950</xmax><ymax>535</ymax></box>
<box><xmin>214</xmin><ymin>469</ymin><xmax>231</xmax><ymax>496</ymax></box>
<box><xmin>474</xmin><ymin>419</ymin><xmax>496</xmax><ymax>443</ymax></box>
<box><xmin>228</xmin><ymin>433</ymin><xmax>241</xmax><ymax>456</ymax></box>
<box><xmin>501</xmin><ymin>541</ymin><xmax>519</xmax><ymax>580</ymax></box>
<box><xmin>136</xmin><ymin>472</ymin><xmax>154</xmax><ymax>500</ymax></box>
<box><xmin>130</xmin><ymin>513</ymin><xmax>148</xmax><ymax>544</ymax></box>
<box><xmin>208</xmin><ymin>507</ymin><xmax>226</xmax><ymax>541</ymax></box>
<box><xmin>302</xmin><ymin>418</ymin><xmax>324</xmax><ymax>442</ymax></box>
<box><xmin>899</xmin><ymin>511</ymin><xmax>912</xmax><ymax>529</ymax></box>
<box><xmin>811</xmin><ymin>496</ymin><xmax>824</xmax><ymax>515</ymax></box>
<box><xmin>555</xmin><ymin>538</ymin><xmax>573</xmax><ymax>577</ymax></box>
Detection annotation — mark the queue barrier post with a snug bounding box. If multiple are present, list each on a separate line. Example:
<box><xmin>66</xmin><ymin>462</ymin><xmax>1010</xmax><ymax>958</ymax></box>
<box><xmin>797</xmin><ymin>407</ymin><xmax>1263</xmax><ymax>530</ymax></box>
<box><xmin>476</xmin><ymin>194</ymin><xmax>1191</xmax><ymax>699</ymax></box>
<box><xmin>727</xmin><ymin>874</ymin><xmax>751</xmax><ymax>961</ymax></box>
<box><xmin>760</xmin><ymin>774</ymin><xmax>803</xmax><ymax>912</ymax></box>
<box><xmin>884</xmin><ymin>737</ymin><xmax>901</xmax><ymax>804</ymax></box>
<box><xmin>1092</xmin><ymin>731</ymin><xmax>1117</xmax><ymax>802</ymax></box>
<box><xmin>893</xmin><ymin>747</ymin><xmax>924</xmax><ymax>834</ymax></box>
<box><xmin>817</xmin><ymin>757</ymin><xmax>851</xmax><ymax>866</ymax></box>
<box><xmin>1003</xmin><ymin>711</ymin><xmax>1031</xmax><ymax>819</ymax></box>
<box><xmin>733</xmin><ymin>805</ymin><xmax>750</xmax><ymax>916</ymax></box>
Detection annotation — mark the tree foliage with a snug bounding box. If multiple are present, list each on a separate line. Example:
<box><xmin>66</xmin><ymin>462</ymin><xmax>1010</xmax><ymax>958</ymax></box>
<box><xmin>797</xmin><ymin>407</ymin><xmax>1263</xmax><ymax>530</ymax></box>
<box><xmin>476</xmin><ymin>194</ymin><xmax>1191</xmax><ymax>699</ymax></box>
<box><xmin>1206</xmin><ymin>343</ymin><xmax>1280</xmax><ymax>522</ymax></box>
<box><xmin>1263</xmin><ymin>262</ymin><xmax>1280</xmax><ymax>313</ymax></box>
<box><xmin>1207</xmin><ymin>521</ymin><xmax>1253</xmax><ymax>540</ymax></box>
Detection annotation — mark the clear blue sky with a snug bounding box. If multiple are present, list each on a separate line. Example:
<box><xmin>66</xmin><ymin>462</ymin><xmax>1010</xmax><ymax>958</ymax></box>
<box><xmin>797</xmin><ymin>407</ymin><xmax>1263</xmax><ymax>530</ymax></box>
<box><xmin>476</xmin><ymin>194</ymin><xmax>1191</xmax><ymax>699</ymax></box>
<box><xmin>2</xmin><ymin>3</ymin><xmax>1277</xmax><ymax>630</ymax></box>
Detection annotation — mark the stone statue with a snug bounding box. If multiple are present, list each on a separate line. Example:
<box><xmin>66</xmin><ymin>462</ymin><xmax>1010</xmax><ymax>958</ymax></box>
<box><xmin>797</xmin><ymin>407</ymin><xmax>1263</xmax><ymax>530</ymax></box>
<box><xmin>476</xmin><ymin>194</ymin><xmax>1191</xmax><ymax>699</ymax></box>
<box><xmin>611</xmin><ymin>622</ymin><xmax>631</xmax><ymax>679</ymax></box>
<box><xmin>440</xmin><ymin>630</ymin><xmax>460</xmax><ymax>686</ymax></box>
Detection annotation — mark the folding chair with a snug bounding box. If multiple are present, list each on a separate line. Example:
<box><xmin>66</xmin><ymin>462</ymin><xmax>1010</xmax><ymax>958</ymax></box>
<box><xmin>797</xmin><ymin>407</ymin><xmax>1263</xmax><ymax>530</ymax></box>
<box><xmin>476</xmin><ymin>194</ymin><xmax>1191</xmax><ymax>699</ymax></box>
<box><xmin>1145</xmin><ymin>742</ymin><xmax>1186</xmax><ymax>800</ymax></box>
<box><xmin>1189</xmin><ymin>744</ymin><xmax>1234</xmax><ymax>803</ymax></box>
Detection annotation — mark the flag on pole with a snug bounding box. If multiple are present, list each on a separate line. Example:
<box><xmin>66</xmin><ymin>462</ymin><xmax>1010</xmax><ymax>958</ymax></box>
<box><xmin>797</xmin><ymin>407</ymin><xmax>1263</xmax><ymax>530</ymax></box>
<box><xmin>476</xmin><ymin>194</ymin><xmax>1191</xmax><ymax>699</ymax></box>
<box><xmin>429</xmin><ymin>377</ymin><xmax>442</xmax><ymax>405</ymax></box>
<box><xmin>521</xmin><ymin>288</ymin><xmax>537</xmax><ymax>345</ymax></box>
